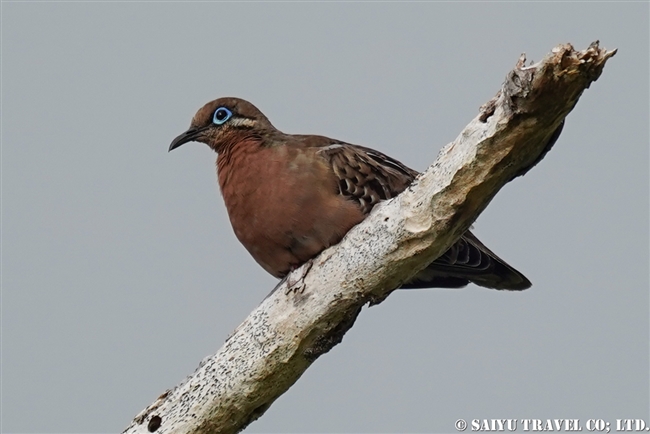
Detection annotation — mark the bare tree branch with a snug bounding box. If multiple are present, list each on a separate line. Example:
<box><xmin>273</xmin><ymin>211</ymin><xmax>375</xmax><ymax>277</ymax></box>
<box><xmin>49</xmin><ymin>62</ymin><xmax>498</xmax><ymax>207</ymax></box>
<box><xmin>123</xmin><ymin>42</ymin><xmax>616</xmax><ymax>434</ymax></box>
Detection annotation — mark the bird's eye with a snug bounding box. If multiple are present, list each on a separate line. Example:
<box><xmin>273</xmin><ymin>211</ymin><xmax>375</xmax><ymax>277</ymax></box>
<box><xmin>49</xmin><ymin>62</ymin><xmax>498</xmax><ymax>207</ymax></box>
<box><xmin>212</xmin><ymin>107</ymin><xmax>233</xmax><ymax>125</ymax></box>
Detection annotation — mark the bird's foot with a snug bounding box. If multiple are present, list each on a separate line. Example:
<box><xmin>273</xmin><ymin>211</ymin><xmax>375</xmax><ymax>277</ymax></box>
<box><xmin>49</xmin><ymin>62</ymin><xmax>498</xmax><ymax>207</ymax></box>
<box><xmin>284</xmin><ymin>260</ymin><xmax>314</xmax><ymax>295</ymax></box>
<box><xmin>265</xmin><ymin>260</ymin><xmax>314</xmax><ymax>299</ymax></box>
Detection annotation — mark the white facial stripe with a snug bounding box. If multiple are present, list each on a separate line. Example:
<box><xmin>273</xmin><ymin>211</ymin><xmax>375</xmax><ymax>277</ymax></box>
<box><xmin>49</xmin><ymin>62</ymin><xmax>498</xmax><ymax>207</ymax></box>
<box><xmin>230</xmin><ymin>118</ymin><xmax>256</xmax><ymax>128</ymax></box>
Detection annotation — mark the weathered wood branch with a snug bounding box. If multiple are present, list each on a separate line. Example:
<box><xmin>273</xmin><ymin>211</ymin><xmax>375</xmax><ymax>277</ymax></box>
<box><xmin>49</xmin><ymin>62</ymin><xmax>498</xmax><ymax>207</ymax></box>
<box><xmin>123</xmin><ymin>42</ymin><xmax>616</xmax><ymax>434</ymax></box>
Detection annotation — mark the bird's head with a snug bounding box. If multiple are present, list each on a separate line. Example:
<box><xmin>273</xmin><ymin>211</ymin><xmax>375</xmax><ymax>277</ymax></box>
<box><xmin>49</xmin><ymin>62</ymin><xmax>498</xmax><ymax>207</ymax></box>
<box><xmin>169</xmin><ymin>97</ymin><xmax>274</xmax><ymax>153</ymax></box>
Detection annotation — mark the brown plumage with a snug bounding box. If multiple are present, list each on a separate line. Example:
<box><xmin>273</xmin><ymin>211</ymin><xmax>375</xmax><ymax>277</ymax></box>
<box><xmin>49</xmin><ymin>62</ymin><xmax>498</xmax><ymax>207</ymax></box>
<box><xmin>169</xmin><ymin>97</ymin><xmax>531</xmax><ymax>290</ymax></box>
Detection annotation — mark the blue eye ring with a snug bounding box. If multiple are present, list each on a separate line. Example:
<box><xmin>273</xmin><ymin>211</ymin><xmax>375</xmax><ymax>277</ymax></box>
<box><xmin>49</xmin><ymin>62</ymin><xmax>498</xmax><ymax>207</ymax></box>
<box><xmin>212</xmin><ymin>107</ymin><xmax>233</xmax><ymax>125</ymax></box>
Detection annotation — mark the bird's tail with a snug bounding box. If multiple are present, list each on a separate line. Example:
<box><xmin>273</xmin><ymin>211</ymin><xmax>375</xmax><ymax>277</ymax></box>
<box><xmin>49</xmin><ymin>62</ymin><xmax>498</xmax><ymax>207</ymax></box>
<box><xmin>401</xmin><ymin>231</ymin><xmax>531</xmax><ymax>290</ymax></box>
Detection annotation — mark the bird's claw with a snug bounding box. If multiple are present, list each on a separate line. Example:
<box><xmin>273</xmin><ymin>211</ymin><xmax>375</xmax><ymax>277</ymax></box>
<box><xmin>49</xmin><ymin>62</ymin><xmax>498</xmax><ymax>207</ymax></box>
<box><xmin>284</xmin><ymin>260</ymin><xmax>314</xmax><ymax>295</ymax></box>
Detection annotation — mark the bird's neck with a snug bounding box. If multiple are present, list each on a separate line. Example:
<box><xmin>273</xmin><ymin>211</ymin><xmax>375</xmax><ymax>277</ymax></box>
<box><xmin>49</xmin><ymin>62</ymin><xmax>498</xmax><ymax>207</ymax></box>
<box><xmin>215</xmin><ymin>133</ymin><xmax>265</xmax><ymax>192</ymax></box>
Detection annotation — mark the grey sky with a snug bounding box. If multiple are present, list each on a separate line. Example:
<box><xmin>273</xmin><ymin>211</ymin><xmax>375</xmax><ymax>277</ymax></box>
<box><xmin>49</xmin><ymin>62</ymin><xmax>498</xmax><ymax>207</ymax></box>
<box><xmin>2</xmin><ymin>2</ymin><xmax>648</xmax><ymax>433</ymax></box>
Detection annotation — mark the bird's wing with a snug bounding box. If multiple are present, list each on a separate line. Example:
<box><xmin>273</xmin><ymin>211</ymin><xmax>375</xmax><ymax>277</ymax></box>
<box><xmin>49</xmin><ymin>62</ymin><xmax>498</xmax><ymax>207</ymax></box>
<box><xmin>408</xmin><ymin>230</ymin><xmax>531</xmax><ymax>290</ymax></box>
<box><xmin>316</xmin><ymin>143</ymin><xmax>419</xmax><ymax>215</ymax></box>
<box><xmin>315</xmin><ymin>141</ymin><xmax>530</xmax><ymax>290</ymax></box>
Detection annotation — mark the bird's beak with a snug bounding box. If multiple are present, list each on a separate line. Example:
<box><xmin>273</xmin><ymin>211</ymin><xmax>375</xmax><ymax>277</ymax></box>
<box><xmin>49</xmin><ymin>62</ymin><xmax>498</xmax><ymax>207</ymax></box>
<box><xmin>169</xmin><ymin>127</ymin><xmax>206</xmax><ymax>152</ymax></box>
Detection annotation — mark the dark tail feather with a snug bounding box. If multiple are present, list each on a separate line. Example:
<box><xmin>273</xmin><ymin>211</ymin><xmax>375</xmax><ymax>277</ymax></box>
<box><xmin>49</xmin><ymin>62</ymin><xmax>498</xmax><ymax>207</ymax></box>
<box><xmin>401</xmin><ymin>231</ymin><xmax>531</xmax><ymax>291</ymax></box>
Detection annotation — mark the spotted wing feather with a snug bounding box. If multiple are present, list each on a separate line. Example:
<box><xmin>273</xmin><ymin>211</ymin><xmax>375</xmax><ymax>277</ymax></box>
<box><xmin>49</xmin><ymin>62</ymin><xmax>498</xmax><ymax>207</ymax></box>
<box><xmin>318</xmin><ymin>142</ymin><xmax>530</xmax><ymax>291</ymax></box>
<box><xmin>318</xmin><ymin>143</ymin><xmax>417</xmax><ymax>214</ymax></box>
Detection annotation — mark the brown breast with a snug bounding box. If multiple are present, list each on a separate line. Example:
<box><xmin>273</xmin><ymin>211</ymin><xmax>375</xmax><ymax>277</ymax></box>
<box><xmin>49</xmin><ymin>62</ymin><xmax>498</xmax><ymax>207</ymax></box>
<box><xmin>217</xmin><ymin>139</ymin><xmax>365</xmax><ymax>277</ymax></box>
